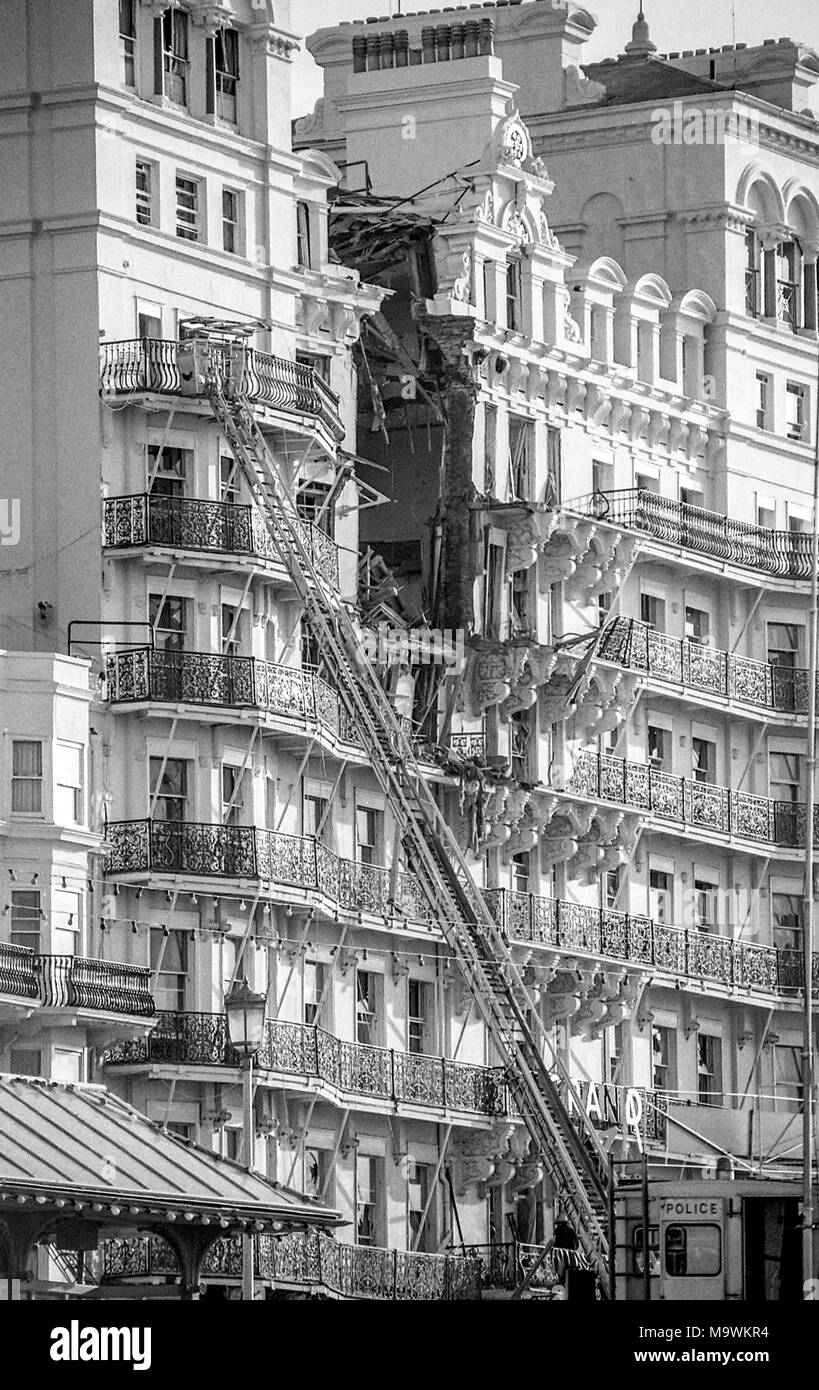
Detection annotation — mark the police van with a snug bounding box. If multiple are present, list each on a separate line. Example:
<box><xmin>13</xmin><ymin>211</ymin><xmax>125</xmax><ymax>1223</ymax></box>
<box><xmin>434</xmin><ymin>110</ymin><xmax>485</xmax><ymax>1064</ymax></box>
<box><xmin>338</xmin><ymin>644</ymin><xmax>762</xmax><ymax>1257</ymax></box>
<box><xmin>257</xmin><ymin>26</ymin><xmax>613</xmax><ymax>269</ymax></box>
<box><xmin>614</xmin><ymin>1178</ymin><xmax>804</xmax><ymax>1300</ymax></box>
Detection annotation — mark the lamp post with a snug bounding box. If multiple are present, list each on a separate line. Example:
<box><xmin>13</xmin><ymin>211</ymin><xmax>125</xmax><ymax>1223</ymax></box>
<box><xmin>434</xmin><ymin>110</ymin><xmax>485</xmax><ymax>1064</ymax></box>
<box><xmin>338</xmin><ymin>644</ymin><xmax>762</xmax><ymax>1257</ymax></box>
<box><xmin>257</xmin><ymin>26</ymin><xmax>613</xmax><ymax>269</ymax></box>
<box><xmin>225</xmin><ymin>978</ymin><xmax>267</xmax><ymax>1302</ymax></box>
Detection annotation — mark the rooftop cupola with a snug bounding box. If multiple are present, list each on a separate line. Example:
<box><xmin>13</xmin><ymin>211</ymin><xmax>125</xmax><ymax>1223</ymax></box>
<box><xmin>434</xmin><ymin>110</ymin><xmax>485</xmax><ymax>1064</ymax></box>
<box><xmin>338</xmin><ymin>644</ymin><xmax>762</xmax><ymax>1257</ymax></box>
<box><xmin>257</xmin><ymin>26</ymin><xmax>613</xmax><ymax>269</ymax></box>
<box><xmin>624</xmin><ymin>4</ymin><xmax>657</xmax><ymax>60</ymax></box>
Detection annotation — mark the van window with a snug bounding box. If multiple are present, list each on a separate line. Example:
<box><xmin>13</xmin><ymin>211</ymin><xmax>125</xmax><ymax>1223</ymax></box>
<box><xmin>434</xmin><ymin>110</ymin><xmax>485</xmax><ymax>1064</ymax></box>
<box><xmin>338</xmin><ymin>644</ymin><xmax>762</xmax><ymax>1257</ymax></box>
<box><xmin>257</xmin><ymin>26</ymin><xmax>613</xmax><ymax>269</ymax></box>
<box><xmin>665</xmin><ymin>1223</ymin><xmax>722</xmax><ymax>1277</ymax></box>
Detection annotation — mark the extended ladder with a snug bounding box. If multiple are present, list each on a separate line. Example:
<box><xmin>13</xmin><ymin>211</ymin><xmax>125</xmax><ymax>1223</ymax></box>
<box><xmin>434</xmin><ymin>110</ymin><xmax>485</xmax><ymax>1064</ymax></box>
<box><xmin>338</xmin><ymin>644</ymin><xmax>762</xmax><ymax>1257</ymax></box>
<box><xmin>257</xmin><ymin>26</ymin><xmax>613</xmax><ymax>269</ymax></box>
<box><xmin>184</xmin><ymin>338</ymin><xmax>613</xmax><ymax>1291</ymax></box>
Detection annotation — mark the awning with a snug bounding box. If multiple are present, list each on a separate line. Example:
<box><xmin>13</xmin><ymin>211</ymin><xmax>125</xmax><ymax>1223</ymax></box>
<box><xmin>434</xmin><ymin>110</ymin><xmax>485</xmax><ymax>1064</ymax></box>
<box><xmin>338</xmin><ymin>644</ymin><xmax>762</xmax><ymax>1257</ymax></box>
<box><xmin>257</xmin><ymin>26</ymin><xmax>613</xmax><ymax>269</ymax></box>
<box><xmin>0</xmin><ymin>1073</ymin><xmax>338</xmax><ymax>1233</ymax></box>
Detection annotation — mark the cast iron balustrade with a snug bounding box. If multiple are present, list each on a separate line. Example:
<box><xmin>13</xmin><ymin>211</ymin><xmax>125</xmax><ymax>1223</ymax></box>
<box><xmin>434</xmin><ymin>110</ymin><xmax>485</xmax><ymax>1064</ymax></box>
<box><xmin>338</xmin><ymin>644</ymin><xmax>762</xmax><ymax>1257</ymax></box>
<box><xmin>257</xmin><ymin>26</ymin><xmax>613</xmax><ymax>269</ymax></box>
<box><xmin>99</xmin><ymin>338</ymin><xmax>345</xmax><ymax>443</ymax></box>
<box><xmin>99</xmin><ymin>1229</ymin><xmax>481</xmax><ymax>1300</ymax></box>
<box><xmin>104</xmin><ymin>822</ymin><xmax>819</xmax><ymax>999</ymax></box>
<box><xmin>450</xmin><ymin>731</ymin><xmax>488</xmax><ymax>762</ymax></box>
<box><xmin>570</xmin><ymin>489</ymin><xmax>814</xmax><ymax>579</ymax></box>
<box><xmin>105</xmin><ymin>821</ymin><xmax>435</xmax><ymax>923</ymax></box>
<box><xmin>568</xmin><ymin>748</ymin><xmax>819</xmax><ymax>849</ymax></box>
<box><xmin>102</xmin><ymin>493</ymin><xmax>340</xmax><ymax>588</ymax></box>
<box><xmin>106</xmin><ymin>647</ymin><xmax>364</xmax><ymax>748</ymax></box>
<box><xmin>104</xmin><ymin>1013</ymin><xmax>506</xmax><ymax>1116</ymax></box>
<box><xmin>0</xmin><ymin>943</ymin><xmax>152</xmax><ymax>1016</ymax></box>
<box><xmin>458</xmin><ymin>1241</ymin><xmax>592</xmax><ymax>1292</ymax></box>
<box><xmin>484</xmin><ymin>888</ymin><xmax>819</xmax><ymax>997</ymax></box>
<box><xmin>0</xmin><ymin>942</ymin><xmax>39</xmax><ymax>1003</ymax></box>
<box><xmin>34</xmin><ymin>955</ymin><xmax>155</xmax><ymax>1017</ymax></box>
<box><xmin>598</xmin><ymin>617</ymin><xmax>815</xmax><ymax>715</ymax></box>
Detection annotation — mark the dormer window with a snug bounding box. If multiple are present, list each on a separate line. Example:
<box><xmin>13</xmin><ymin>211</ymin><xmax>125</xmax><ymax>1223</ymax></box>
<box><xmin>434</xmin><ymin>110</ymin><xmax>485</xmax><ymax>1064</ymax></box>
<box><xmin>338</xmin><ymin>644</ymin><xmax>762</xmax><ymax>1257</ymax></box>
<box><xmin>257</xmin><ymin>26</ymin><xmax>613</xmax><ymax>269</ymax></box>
<box><xmin>209</xmin><ymin>27</ymin><xmax>239</xmax><ymax>123</ymax></box>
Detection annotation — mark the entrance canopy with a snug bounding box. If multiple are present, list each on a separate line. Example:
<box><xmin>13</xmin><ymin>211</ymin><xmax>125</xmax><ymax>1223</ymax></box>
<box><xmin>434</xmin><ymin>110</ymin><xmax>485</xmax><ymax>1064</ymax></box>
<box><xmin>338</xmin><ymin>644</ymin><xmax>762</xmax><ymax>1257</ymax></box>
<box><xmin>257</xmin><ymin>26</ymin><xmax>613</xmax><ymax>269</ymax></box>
<box><xmin>0</xmin><ymin>1073</ymin><xmax>339</xmax><ymax>1294</ymax></box>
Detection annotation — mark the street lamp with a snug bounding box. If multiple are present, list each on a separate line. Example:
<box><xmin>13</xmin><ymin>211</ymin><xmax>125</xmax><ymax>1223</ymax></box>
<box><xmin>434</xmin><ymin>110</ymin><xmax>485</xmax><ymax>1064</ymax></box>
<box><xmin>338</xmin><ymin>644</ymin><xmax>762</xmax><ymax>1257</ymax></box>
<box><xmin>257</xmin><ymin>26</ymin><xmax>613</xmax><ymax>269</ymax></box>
<box><xmin>225</xmin><ymin>979</ymin><xmax>267</xmax><ymax>1302</ymax></box>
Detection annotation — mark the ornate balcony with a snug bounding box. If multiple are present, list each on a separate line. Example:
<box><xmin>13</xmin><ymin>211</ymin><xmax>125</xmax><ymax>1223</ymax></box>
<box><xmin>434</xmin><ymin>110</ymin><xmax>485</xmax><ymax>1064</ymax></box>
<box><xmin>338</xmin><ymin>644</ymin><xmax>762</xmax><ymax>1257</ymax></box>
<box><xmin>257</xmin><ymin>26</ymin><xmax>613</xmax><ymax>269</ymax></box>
<box><xmin>104</xmin><ymin>1013</ymin><xmax>506</xmax><ymax>1117</ymax></box>
<box><xmin>568</xmin><ymin>749</ymin><xmax>819</xmax><ymax>850</ymax></box>
<box><xmin>0</xmin><ymin>942</ymin><xmax>39</xmax><ymax>1005</ymax></box>
<box><xmin>570</xmin><ymin>489</ymin><xmax>813</xmax><ymax>580</ymax></box>
<box><xmin>599</xmin><ymin>617</ymin><xmax>814</xmax><ymax>716</ymax></box>
<box><xmin>99</xmin><ymin>338</ymin><xmax>345</xmax><ymax>444</ymax></box>
<box><xmin>0</xmin><ymin>944</ymin><xmax>153</xmax><ymax>1018</ymax></box>
<box><xmin>34</xmin><ymin>955</ymin><xmax>154</xmax><ymax>1018</ymax></box>
<box><xmin>105</xmin><ymin>822</ymin><xmax>434</xmax><ymax>923</ymax></box>
<box><xmin>106</xmin><ymin>648</ymin><xmax>361</xmax><ymax>745</ymax></box>
<box><xmin>102</xmin><ymin>493</ymin><xmax>340</xmax><ymax>588</ymax></box>
<box><xmin>460</xmin><ymin>1240</ymin><xmax>589</xmax><ymax>1294</ymax></box>
<box><xmin>450</xmin><ymin>731</ymin><xmax>488</xmax><ymax>763</ymax></box>
<box><xmin>485</xmin><ymin>888</ymin><xmax>819</xmax><ymax>998</ymax></box>
<box><xmin>99</xmin><ymin>1229</ymin><xmax>481</xmax><ymax>1300</ymax></box>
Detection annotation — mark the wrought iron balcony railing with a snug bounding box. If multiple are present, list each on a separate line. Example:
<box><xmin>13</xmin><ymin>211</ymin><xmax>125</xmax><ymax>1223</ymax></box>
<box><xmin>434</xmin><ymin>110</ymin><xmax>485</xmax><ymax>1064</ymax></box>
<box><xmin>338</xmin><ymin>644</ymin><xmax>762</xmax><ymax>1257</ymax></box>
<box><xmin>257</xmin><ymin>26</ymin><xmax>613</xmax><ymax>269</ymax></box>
<box><xmin>103</xmin><ymin>493</ymin><xmax>340</xmax><ymax>588</ymax></box>
<box><xmin>450</xmin><ymin>731</ymin><xmax>488</xmax><ymax>763</ymax></box>
<box><xmin>105</xmin><ymin>822</ymin><xmax>434</xmax><ymax>922</ymax></box>
<box><xmin>99</xmin><ymin>338</ymin><xmax>345</xmax><ymax>443</ymax></box>
<box><xmin>458</xmin><ymin>1240</ymin><xmax>591</xmax><ymax>1292</ymax></box>
<box><xmin>570</xmin><ymin>489</ymin><xmax>813</xmax><ymax>579</ymax></box>
<box><xmin>106</xmin><ymin>647</ymin><xmax>361</xmax><ymax>744</ymax></box>
<box><xmin>104</xmin><ymin>822</ymin><xmax>817</xmax><ymax>1000</ymax></box>
<box><xmin>569</xmin><ymin>749</ymin><xmax>818</xmax><ymax>850</ymax></box>
<box><xmin>104</xmin><ymin>1013</ymin><xmax>506</xmax><ymax>1116</ymax></box>
<box><xmin>485</xmin><ymin>888</ymin><xmax>817</xmax><ymax>996</ymax></box>
<box><xmin>0</xmin><ymin>943</ymin><xmax>153</xmax><ymax>1017</ymax></box>
<box><xmin>34</xmin><ymin>954</ymin><xmax>154</xmax><ymax>1018</ymax></box>
<box><xmin>0</xmin><ymin>942</ymin><xmax>39</xmax><ymax>1003</ymax></box>
<box><xmin>598</xmin><ymin>617</ymin><xmax>815</xmax><ymax>715</ymax></box>
<box><xmin>99</xmin><ymin>1229</ymin><xmax>481</xmax><ymax>1300</ymax></box>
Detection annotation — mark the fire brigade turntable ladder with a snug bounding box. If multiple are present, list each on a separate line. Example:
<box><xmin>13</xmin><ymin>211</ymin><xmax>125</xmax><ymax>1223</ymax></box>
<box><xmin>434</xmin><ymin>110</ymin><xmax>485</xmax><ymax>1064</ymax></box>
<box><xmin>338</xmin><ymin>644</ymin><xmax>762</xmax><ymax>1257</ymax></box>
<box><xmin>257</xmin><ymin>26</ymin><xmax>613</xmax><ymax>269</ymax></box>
<box><xmin>190</xmin><ymin>336</ymin><xmax>612</xmax><ymax>1292</ymax></box>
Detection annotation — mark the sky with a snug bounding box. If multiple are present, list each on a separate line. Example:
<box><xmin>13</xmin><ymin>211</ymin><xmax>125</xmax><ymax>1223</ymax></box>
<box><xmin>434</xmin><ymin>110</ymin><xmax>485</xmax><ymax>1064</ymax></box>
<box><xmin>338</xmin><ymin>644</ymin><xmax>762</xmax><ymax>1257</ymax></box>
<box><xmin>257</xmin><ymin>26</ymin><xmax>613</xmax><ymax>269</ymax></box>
<box><xmin>289</xmin><ymin>0</ymin><xmax>819</xmax><ymax>118</ymax></box>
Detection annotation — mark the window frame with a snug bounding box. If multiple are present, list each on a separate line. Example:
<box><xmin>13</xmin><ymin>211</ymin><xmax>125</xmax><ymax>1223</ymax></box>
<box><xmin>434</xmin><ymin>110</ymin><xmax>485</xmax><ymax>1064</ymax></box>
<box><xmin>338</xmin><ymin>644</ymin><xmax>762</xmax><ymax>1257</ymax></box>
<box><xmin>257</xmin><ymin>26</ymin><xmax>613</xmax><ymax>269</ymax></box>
<box><xmin>355</xmin><ymin>803</ymin><xmax>384</xmax><ymax>867</ymax></box>
<box><xmin>786</xmin><ymin>381</ymin><xmax>807</xmax><ymax>442</ymax></box>
<box><xmin>505</xmin><ymin>256</ymin><xmax>522</xmax><ymax>332</ymax></box>
<box><xmin>11</xmin><ymin>740</ymin><xmax>44</xmax><ymax>815</ymax></box>
<box><xmin>119</xmin><ymin>0</ymin><xmax>137</xmax><ymax>87</ymax></box>
<box><xmin>135</xmin><ymin>157</ymin><xmax>154</xmax><ymax>227</ymax></box>
<box><xmin>355</xmin><ymin>1152</ymin><xmax>383</xmax><ymax>1247</ymax></box>
<box><xmin>56</xmin><ymin>743</ymin><xmax>84</xmax><ymax>825</ymax></box>
<box><xmin>10</xmin><ymin>890</ymin><xmax>42</xmax><ymax>952</ymax></box>
<box><xmin>222</xmin><ymin>187</ymin><xmax>242</xmax><ymax>256</ymax></box>
<box><xmin>149</xmin><ymin>593</ymin><xmax>189</xmax><ymax>652</ymax></box>
<box><xmin>161</xmin><ymin>6</ymin><xmax>190</xmax><ymax>106</ymax></box>
<box><xmin>355</xmin><ymin>969</ymin><xmax>382</xmax><ymax>1047</ymax></box>
<box><xmin>175</xmin><ymin>172</ymin><xmax>202</xmax><ymax>243</ymax></box>
<box><xmin>755</xmin><ymin>371</ymin><xmax>772</xmax><ymax>431</ymax></box>
<box><xmin>296</xmin><ymin>200</ymin><xmax>313</xmax><ymax>269</ymax></box>
<box><xmin>149</xmin><ymin>755</ymin><xmax>190</xmax><ymax>822</ymax></box>
<box><xmin>697</xmin><ymin>1032</ymin><xmax>723</xmax><ymax>1106</ymax></box>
